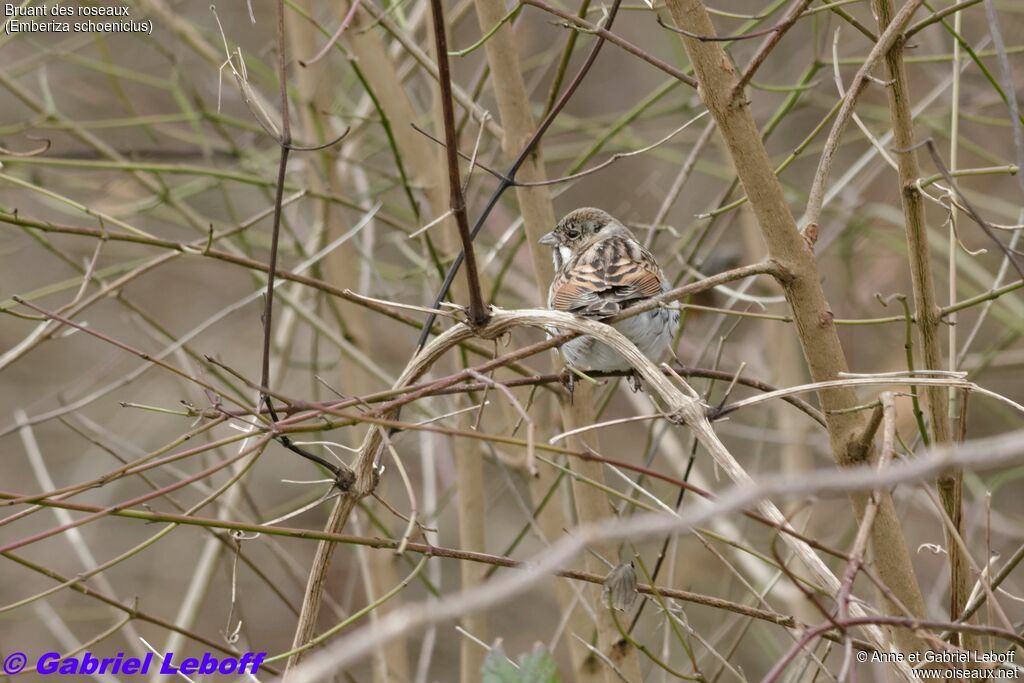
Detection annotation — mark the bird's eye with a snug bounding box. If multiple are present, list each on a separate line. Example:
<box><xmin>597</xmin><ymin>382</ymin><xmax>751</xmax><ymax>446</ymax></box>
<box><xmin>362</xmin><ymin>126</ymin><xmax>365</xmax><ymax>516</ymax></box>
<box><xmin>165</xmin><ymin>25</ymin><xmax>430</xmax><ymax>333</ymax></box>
<box><xmin>566</xmin><ymin>229</ymin><xmax>580</xmax><ymax>239</ymax></box>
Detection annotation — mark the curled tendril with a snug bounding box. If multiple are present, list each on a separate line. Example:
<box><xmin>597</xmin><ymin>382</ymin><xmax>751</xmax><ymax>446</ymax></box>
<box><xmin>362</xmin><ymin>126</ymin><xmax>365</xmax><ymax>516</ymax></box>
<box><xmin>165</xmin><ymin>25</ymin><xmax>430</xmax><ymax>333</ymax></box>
<box><xmin>0</xmin><ymin>136</ymin><xmax>51</xmax><ymax>157</ymax></box>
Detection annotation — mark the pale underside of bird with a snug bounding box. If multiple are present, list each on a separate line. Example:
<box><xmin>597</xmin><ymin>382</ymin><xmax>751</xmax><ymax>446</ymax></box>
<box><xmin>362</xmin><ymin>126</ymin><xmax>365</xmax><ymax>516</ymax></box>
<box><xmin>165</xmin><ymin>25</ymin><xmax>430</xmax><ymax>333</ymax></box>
<box><xmin>541</xmin><ymin>208</ymin><xmax>679</xmax><ymax>374</ymax></box>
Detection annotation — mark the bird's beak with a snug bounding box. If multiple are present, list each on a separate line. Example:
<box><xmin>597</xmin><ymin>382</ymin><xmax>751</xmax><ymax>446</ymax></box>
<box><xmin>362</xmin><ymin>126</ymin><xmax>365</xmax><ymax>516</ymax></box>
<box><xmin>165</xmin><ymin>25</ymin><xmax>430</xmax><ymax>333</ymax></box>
<box><xmin>538</xmin><ymin>231</ymin><xmax>558</xmax><ymax>246</ymax></box>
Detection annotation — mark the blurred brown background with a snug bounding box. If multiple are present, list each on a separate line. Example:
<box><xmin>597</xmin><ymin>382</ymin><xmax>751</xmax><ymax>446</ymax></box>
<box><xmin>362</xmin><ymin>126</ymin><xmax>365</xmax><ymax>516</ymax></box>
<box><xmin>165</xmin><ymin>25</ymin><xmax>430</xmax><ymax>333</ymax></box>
<box><xmin>1</xmin><ymin>0</ymin><xmax>1023</xmax><ymax>679</ymax></box>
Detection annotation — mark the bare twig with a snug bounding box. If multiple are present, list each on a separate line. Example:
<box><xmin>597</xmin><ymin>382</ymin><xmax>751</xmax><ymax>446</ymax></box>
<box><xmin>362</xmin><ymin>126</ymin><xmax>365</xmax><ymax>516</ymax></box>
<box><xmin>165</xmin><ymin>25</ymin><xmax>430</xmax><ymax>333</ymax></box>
<box><xmin>283</xmin><ymin>426</ymin><xmax>1024</xmax><ymax>681</ymax></box>
<box><xmin>298</xmin><ymin>0</ymin><xmax>361</xmax><ymax>67</ymax></box>
<box><xmin>413</xmin><ymin>0</ymin><xmax>624</xmax><ymax>352</ymax></box>
<box><xmin>802</xmin><ymin>0</ymin><xmax>926</xmax><ymax>232</ymax></box>
<box><xmin>428</xmin><ymin>0</ymin><xmax>488</xmax><ymax>327</ymax></box>
<box><xmin>665</xmin><ymin>0</ymin><xmax>929</xmax><ymax>664</ymax></box>
<box><xmin>522</xmin><ymin>0</ymin><xmax>697</xmax><ymax>87</ymax></box>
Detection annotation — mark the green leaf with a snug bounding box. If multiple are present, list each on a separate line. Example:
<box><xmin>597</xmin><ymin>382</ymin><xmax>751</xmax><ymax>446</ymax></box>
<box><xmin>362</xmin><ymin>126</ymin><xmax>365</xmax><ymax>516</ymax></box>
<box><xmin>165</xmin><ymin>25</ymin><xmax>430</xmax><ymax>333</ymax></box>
<box><xmin>481</xmin><ymin>643</ymin><xmax>560</xmax><ymax>683</ymax></box>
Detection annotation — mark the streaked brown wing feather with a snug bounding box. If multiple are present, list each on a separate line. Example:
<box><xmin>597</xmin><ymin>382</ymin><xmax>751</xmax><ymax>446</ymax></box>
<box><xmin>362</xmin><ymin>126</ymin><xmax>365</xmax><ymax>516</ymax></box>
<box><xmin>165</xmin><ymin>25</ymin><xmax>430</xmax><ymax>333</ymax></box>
<box><xmin>549</xmin><ymin>236</ymin><xmax>665</xmax><ymax>318</ymax></box>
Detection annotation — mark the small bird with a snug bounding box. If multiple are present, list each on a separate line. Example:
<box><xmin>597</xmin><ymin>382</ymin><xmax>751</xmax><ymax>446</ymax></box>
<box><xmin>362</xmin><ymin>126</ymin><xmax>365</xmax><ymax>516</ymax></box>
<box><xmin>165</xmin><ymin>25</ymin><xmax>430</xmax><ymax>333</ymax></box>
<box><xmin>540</xmin><ymin>208</ymin><xmax>678</xmax><ymax>386</ymax></box>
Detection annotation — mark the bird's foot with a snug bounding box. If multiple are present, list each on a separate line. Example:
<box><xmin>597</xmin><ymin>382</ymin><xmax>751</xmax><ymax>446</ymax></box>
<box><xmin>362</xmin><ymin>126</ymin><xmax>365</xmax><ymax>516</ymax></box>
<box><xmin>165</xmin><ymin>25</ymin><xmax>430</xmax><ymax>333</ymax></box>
<box><xmin>560</xmin><ymin>366</ymin><xmax>602</xmax><ymax>400</ymax></box>
<box><xmin>559</xmin><ymin>367</ymin><xmax>576</xmax><ymax>402</ymax></box>
<box><xmin>627</xmin><ymin>370</ymin><xmax>643</xmax><ymax>393</ymax></box>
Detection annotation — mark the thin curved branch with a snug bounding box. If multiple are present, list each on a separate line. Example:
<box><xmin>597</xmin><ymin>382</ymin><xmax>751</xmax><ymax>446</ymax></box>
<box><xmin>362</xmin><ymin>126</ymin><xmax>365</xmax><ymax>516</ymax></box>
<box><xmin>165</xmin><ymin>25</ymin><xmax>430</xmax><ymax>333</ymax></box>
<box><xmin>282</xmin><ymin>427</ymin><xmax>1024</xmax><ymax>681</ymax></box>
<box><xmin>413</xmin><ymin>0</ymin><xmax>626</xmax><ymax>353</ymax></box>
<box><xmin>0</xmin><ymin>135</ymin><xmax>51</xmax><ymax>157</ymax></box>
<box><xmin>298</xmin><ymin>0</ymin><xmax>362</xmax><ymax>67</ymax></box>
<box><xmin>802</xmin><ymin>0</ymin><xmax>926</xmax><ymax>232</ymax></box>
<box><xmin>522</xmin><ymin>0</ymin><xmax>697</xmax><ymax>87</ymax></box>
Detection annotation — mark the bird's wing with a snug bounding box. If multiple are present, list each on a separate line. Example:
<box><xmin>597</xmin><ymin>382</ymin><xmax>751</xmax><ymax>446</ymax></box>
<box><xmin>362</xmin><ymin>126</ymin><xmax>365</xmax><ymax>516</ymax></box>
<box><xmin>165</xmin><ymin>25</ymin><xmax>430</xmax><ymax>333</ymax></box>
<box><xmin>549</xmin><ymin>236</ymin><xmax>665</xmax><ymax>318</ymax></box>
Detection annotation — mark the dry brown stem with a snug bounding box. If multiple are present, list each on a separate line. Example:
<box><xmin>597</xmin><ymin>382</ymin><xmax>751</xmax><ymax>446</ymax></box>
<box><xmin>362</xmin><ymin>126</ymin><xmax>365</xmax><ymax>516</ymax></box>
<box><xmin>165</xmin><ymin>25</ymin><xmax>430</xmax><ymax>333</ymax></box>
<box><xmin>664</xmin><ymin>0</ymin><xmax>928</xmax><ymax>665</ymax></box>
<box><xmin>285</xmin><ymin>1</ymin><xmax>462</xmax><ymax>673</ymax></box>
<box><xmin>870</xmin><ymin>0</ymin><xmax>966</xmax><ymax>634</ymax></box>
<box><xmin>468</xmin><ymin>0</ymin><xmax>608</xmax><ymax>676</ymax></box>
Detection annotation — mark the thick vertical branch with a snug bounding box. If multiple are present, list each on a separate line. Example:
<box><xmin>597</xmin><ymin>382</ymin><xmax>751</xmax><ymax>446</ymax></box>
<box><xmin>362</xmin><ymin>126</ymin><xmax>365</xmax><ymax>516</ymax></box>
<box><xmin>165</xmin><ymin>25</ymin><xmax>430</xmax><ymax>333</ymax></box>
<box><xmin>452</xmin><ymin>427</ymin><xmax>488</xmax><ymax>682</ymax></box>
<box><xmin>869</xmin><ymin>0</ymin><xmax>967</xmax><ymax>635</ymax></box>
<box><xmin>564</xmin><ymin>383</ymin><xmax>644</xmax><ymax>682</ymax></box>
<box><xmin>286</xmin><ymin>483</ymin><xmax>375</xmax><ymax>679</ymax></box>
<box><xmin>286</xmin><ymin>1</ymin><xmax>461</xmax><ymax>675</ymax></box>
<box><xmin>414</xmin><ymin>0</ymin><xmax>625</xmax><ymax>352</ymax></box>
<box><xmin>468</xmin><ymin>2</ymin><xmax>605</xmax><ymax>678</ymax></box>
<box><xmin>286</xmin><ymin>4</ymin><xmax>412</xmax><ymax>681</ymax></box>
<box><xmin>663</xmin><ymin>0</ymin><xmax>928</xmax><ymax>658</ymax></box>
<box><xmin>471</xmin><ymin>0</ymin><xmax>557</xmax><ymax>293</ymax></box>
<box><xmin>429</xmin><ymin>0</ymin><xmax>488</xmax><ymax>327</ymax></box>
<box><xmin>426</xmin><ymin>5</ymin><xmax>491</xmax><ymax>679</ymax></box>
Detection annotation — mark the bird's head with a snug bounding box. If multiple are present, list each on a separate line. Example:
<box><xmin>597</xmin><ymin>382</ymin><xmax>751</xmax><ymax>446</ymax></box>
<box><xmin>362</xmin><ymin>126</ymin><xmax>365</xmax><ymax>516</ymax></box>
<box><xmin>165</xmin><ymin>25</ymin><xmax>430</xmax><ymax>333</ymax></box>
<box><xmin>539</xmin><ymin>208</ymin><xmax>628</xmax><ymax>256</ymax></box>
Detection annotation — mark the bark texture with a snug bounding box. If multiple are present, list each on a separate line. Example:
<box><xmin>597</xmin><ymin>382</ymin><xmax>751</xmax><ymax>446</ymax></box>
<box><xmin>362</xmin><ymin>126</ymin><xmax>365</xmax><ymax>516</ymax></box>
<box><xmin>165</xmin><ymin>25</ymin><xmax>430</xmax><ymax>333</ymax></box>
<box><xmin>664</xmin><ymin>0</ymin><xmax>928</xmax><ymax>658</ymax></box>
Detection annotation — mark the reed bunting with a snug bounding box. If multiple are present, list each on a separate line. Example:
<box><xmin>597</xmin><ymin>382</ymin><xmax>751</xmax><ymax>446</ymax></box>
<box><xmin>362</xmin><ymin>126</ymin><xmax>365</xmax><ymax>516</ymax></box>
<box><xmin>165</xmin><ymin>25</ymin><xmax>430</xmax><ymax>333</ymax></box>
<box><xmin>540</xmin><ymin>208</ymin><xmax>678</xmax><ymax>387</ymax></box>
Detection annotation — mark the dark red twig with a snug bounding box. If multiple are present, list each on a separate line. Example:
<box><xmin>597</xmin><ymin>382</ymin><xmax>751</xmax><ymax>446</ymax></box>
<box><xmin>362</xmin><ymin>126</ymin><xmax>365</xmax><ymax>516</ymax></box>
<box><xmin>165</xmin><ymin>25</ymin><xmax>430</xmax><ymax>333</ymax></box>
<box><xmin>196</xmin><ymin>364</ymin><xmax>825</xmax><ymax>427</ymax></box>
<box><xmin>428</xmin><ymin>0</ymin><xmax>489</xmax><ymax>327</ymax></box>
<box><xmin>523</xmin><ymin>0</ymin><xmax>697</xmax><ymax>87</ymax></box>
<box><xmin>414</xmin><ymin>0</ymin><xmax>625</xmax><ymax>353</ymax></box>
<box><xmin>0</xmin><ymin>488</ymin><xmax>803</xmax><ymax>633</ymax></box>
<box><xmin>0</xmin><ymin>437</ymin><xmax>270</xmax><ymax>554</ymax></box>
